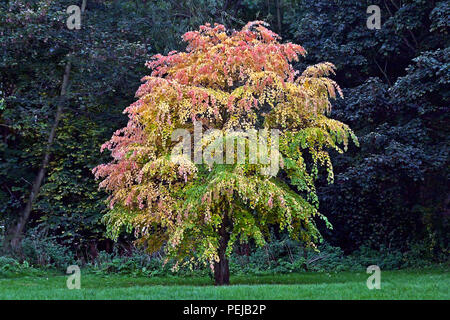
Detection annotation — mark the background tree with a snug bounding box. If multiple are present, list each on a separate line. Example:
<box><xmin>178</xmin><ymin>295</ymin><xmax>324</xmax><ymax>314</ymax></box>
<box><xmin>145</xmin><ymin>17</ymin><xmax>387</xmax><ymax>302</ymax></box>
<box><xmin>93</xmin><ymin>22</ymin><xmax>357</xmax><ymax>285</ymax></box>
<box><xmin>282</xmin><ymin>0</ymin><xmax>449</xmax><ymax>253</ymax></box>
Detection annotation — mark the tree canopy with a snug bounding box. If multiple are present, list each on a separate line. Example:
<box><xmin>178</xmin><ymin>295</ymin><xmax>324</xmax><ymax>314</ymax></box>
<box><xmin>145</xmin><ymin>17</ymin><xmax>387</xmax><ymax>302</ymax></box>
<box><xmin>93</xmin><ymin>22</ymin><xmax>357</xmax><ymax>284</ymax></box>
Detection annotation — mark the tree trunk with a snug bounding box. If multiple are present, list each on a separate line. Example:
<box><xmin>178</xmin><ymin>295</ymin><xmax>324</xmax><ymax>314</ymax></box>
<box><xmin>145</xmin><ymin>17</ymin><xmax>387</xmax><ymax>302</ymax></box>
<box><xmin>276</xmin><ymin>0</ymin><xmax>282</xmax><ymax>34</ymax></box>
<box><xmin>214</xmin><ymin>212</ymin><xmax>231</xmax><ymax>285</ymax></box>
<box><xmin>6</xmin><ymin>62</ymin><xmax>71</xmax><ymax>252</ymax></box>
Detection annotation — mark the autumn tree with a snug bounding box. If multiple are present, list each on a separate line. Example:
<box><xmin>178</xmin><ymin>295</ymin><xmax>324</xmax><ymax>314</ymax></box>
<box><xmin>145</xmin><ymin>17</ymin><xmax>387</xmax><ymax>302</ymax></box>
<box><xmin>93</xmin><ymin>21</ymin><xmax>358</xmax><ymax>285</ymax></box>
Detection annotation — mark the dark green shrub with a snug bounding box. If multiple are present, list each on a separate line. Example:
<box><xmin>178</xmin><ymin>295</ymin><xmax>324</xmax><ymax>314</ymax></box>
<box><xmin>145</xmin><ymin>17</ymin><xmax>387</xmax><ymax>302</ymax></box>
<box><xmin>20</xmin><ymin>227</ymin><xmax>75</xmax><ymax>270</ymax></box>
<box><xmin>0</xmin><ymin>256</ymin><xmax>44</xmax><ymax>277</ymax></box>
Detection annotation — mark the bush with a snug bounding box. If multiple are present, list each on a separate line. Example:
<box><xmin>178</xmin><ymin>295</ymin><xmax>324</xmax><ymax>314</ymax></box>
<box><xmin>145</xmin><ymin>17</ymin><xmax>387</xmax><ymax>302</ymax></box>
<box><xmin>229</xmin><ymin>238</ymin><xmax>445</xmax><ymax>275</ymax></box>
<box><xmin>88</xmin><ymin>249</ymin><xmax>162</xmax><ymax>276</ymax></box>
<box><xmin>87</xmin><ymin>247</ymin><xmax>210</xmax><ymax>277</ymax></box>
<box><xmin>2</xmin><ymin>230</ymin><xmax>445</xmax><ymax>277</ymax></box>
<box><xmin>19</xmin><ymin>227</ymin><xmax>75</xmax><ymax>271</ymax></box>
<box><xmin>0</xmin><ymin>256</ymin><xmax>44</xmax><ymax>278</ymax></box>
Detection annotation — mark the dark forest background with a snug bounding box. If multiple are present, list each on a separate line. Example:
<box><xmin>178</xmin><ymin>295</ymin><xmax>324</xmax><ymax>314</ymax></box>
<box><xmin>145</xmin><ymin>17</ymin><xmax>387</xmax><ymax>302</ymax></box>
<box><xmin>0</xmin><ymin>0</ymin><xmax>448</xmax><ymax>270</ymax></box>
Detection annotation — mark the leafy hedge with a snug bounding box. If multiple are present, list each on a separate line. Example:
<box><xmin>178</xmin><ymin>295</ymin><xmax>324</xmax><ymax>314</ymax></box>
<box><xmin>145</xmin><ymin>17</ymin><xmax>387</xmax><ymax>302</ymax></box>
<box><xmin>1</xmin><ymin>234</ymin><xmax>446</xmax><ymax>278</ymax></box>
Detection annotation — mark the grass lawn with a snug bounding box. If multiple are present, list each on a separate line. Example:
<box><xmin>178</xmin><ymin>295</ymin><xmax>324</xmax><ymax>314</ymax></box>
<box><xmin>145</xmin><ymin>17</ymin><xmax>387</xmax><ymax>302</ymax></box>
<box><xmin>0</xmin><ymin>268</ymin><xmax>448</xmax><ymax>300</ymax></box>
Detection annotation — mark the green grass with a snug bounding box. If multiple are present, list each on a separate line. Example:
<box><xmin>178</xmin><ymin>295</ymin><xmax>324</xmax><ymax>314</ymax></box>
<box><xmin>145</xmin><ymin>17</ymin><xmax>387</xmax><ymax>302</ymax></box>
<box><xmin>0</xmin><ymin>268</ymin><xmax>448</xmax><ymax>299</ymax></box>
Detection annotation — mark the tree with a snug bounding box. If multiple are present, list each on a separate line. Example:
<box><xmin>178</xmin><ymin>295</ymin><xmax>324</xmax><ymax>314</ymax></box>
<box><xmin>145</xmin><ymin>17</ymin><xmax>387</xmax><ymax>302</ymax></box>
<box><xmin>321</xmin><ymin>48</ymin><xmax>449</xmax><ymax>252</ymax></box>
<box><xmin>282</xmin><ymin>0</ymin><xmax>449</xmax><ymax>252</ymax></box>
<box><xmin>0</xmin><ymin>0</ymin><xmax>81</xmax><ymax>251</ymax></box>
<box><xmin>93</xmin><ymin>21</ymin><xmax>357</xmax><ymax>285</ymax></box>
